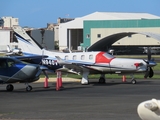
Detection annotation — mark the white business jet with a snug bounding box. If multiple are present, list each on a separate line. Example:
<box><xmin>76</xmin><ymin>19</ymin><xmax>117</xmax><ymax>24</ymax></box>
<box><xmin>13</xmin><ymin>26</ymin><xmax>156</xmax><ymax>85</ymax></box>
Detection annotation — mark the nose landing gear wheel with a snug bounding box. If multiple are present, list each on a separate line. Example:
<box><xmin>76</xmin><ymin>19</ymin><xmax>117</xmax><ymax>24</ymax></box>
<box><xmin>99</xmin><ymin>77</ymin><xmax>106</xmax><ymax>83</ymax></box>
<box><xmin>6</xmin><ymin>84</ymin><xmax>14</xmax><ymax>91</ymax></box>
<box><xmin>26</xmin><ymin>85</ymin><xmax>32</xmax><ymax>91</ymax></box>
<box><xmin>131</xmin><ymin>79</ymin><xmax>137</xmax><ymax>84</ymax></box>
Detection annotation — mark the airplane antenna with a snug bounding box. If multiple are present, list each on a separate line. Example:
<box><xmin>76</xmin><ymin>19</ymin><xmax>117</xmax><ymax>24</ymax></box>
<box><xmin>69</xmin><ymin>49</ymin><xmax>72</xmax><ymax>53</ymax></box>
<box><xmin>41</xmin><ymin>48</ymin><xmax>45</xmax><ymax>65</ymax></box>
<box><xmin>6</xmin><ymin>45</ymin><xmax>11</xmax><ymax>52</ymax></box>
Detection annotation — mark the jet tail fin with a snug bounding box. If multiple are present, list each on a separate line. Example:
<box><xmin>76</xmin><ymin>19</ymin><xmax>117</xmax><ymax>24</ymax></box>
<box><xmin>13</xmin><ymin>26</ymin><xmax>42</xmax><ymax>55</ymax></box>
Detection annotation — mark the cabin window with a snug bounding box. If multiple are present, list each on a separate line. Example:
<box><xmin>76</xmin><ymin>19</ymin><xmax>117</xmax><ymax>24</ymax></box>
<box><xmin>89</xmin><ymin>55</ymin><xmax>93</xmax><ymax>60</ymax></box>
<box><xmin>128</xmin><ymin>35</ymin><xmax>132</xmax><ymax>38</ymax></box>
<box><xmin>97</xmin><ymin>34</ymin><xmax>101</xmax><ymax>38</ymax></box>
<box><xmin>7</xmin><ymin>59</ymin><xmax>15</xmax><ymax>67</ymax></box>
<box><xmin>81</xmin><ymin>55</ymin><xmax>85</xmax><ymax>60</ymax></box>
<box><xmin>73</xmin><ymin>55</ymin><xmax>77</xmax><ymax>60</ymax></box>
<box><xmin>65</xmin><ymin>55</ymin><xmax>68</xmax><ymax>60</ymax></box>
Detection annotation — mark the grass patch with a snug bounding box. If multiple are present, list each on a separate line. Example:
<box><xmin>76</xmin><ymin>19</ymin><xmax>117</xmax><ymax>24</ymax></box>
<box><xmin>152</xmin><ymin>63</ymin><xmax>160</xmax><ymax>71</ymax></box>
<box><xmin>41</xmin><ymin>72</ymin><xmax>160</xmax><ymax>79</ymax></box>
<box><xmin>41</xmin><ymin>61</ymin><xmax>160</xmax><ymax>79</ymax></box>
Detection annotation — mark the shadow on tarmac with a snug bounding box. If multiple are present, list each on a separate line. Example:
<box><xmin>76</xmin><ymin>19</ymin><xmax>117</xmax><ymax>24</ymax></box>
<box><xmin>0</xmin><ymin>79</ymin><xmax>156</xmax><ymax>93</ymax></box>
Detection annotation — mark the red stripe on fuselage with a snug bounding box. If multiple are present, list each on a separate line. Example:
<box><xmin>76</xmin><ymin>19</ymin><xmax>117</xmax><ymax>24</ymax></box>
<box><xmin>95</xmin><ymin>52</ymin><xmax>114</xmax><ymax>63</ymax></box>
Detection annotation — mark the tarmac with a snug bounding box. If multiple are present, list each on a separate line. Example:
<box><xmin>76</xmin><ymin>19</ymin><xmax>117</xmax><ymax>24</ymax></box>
<box><xmin>0</xmin><ymin>78</ymin><xmax>160</xmax><ymax>120</ymax></box>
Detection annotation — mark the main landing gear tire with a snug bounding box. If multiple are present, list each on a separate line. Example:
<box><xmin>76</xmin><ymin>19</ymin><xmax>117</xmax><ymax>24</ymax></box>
<box><xmin>99</xmin><ymin>77</ymin><xmax>105</xmax><ymax>83</ymax></box>
<box><xmin>6</xmin><ymin>84</ymin><xmax>14</xmax><ymax>91</ymax></box>
<box><xmin>26</xmin><ymin>85</ymin><xmax>32</xmax><ymax>92</ymax></box>
<box><xmin>131</xmin><ymin>79</ymin><xmax>137</xmax><ymax>84</ymax></box>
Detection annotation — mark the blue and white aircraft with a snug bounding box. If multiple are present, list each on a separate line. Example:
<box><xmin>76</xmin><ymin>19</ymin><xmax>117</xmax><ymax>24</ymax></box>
<box><xmin>0</xmin><ymin>56</ymin><xmax>42</xmax><ymax>91</ymax></box>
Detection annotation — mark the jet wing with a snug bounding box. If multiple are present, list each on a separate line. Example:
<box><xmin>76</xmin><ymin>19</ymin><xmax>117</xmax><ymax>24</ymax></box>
<box><xmin>13</xmin><ymin>55</ymin><xmax>50</xmax><ymax>71</ymax></box>
<box><xmin>55</xmin><ymin>56</ymin><xmax>101</xmax><ymax>74</ymax></box>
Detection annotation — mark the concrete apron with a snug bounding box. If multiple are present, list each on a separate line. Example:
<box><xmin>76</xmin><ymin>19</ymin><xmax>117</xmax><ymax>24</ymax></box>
<box><xmin>35</xmin><ymin>77</ymin><xmax>81</xmax><ymax>83</ymax></box>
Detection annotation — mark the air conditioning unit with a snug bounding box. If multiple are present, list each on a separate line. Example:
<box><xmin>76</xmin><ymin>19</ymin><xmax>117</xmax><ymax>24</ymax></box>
<box><xmin>77</xmin><ymin>46</ymin><xmax>82</xmax><ymax>51</ymax></box>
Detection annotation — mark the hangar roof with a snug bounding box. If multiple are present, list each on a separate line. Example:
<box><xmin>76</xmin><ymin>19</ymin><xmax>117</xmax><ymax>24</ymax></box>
<box><xmin>60</xmin><ymin>12</ymin><xmax>160</xmax><ymax>28</ymax></box>
<box><xmin>87</xmin><ymin>32</ymin><xmax>160</xmax><ymax>51</ymax></box>
<box><xmin>81</xmin><ymin>12</ymin><xmax>160</xmax><ymax>20</ymax></box>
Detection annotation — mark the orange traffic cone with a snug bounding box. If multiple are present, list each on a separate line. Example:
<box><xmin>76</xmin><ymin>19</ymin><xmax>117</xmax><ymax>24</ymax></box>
<box><xmin>58</xmin><ymin>71</ymin><xmax>63</xmax><ymax>88</ymax></box>
<box><xmin>44</xmin><ymin>77</ymin><xmax>49</xmax><ymax>88</ymax></box>
<box><xmin>56</xmin><ymin>78</ymin><xmax>60</xmax><ymax>91</ymax></box>
<box><xmin>122</xmin><ymin>75</ymin><xmax>126</xmax><ymax>82</ymax></box>
<box><xmin>56</xmin><ymin>71</ymin><xmax>60</xmax><ymax>91</ymax></box>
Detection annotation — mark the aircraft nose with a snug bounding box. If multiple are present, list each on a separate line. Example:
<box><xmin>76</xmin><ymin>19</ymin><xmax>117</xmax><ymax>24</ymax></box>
<box><xmin>35</xmin><ymin>65</ymin><xmax>42</xmax><ymax>77</ymax></box>
<box><xmin>26</xmin><ymin>64</ymin><xmax>41</xmax><ymax>77</ymax></box>
<box><xmin>148</xmin><ymin>61</ymin><xmax>157</xmax><ymax>67</ymax></box>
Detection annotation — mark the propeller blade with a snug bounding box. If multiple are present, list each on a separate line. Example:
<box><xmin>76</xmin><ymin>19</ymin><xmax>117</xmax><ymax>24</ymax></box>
<box><xmin>147</xmin><ymin>47</ymin><xmax>151</xmax><ymax>61</ymax></box>
<box><xmin>144</xmin><ymin>48</ymin><xmax>155</xmax><ymax>78</ymax></box>
<box><xmin>144</xmin><ymin>67</ymin><xmax>150</xmax><ymax>79</ymax></box>
<box><xmin>149</xmin><ymin>67</ymin><xmax>154</xmax><ymax>78</ymax></box>
<box><xmin>144</xmin><ymin>67</ymin><xmax>154</xmax><ymax>78</ymax></box>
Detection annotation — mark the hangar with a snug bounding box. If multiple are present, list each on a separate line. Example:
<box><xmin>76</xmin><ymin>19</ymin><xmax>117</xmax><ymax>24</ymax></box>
<box><xmin>59</xmin><ymin>12</ymin><xmax>160</xmax><ymax>54</ymax></box>
<box><xmin>87</xmin><ymin>32</ymin><xmax>160</xmax><ymax>52</ymax></box>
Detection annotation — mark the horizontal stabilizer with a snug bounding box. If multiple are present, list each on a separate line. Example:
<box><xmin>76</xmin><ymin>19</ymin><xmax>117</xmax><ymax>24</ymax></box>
<box><xmin>14</xmin><ymin>55</ymin><xmax>48</xmax><ymax>60</ymax></box>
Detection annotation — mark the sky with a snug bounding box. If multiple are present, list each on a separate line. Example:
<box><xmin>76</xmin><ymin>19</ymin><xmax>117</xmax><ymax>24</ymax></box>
<box><xmin>1</xmin><ymin>0</ymin><xmax>160</xmax><ymax>28</ymax></box>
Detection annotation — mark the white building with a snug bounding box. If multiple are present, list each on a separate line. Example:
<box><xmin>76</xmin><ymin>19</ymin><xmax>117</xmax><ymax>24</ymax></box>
<box><xmin>1</xmin><ymin>16</ymin><xmax>19</xmax><ymax>28</ymax></box>
<box><xmin>59</xmin><ymin>12</ymin><xmax>160</xmax><ymax>51</ymax></box>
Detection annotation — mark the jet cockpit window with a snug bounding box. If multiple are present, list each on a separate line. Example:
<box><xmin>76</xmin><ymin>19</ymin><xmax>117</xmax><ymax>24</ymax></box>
<box><xmin>89</xmin><ymin>55</ymin><xmax>93</xmax><ymax>60</ymax></box>
<box><xmin>103</xmin><ymin>53</ymin><xmax>114</xmax><ymax>59</ymax></box>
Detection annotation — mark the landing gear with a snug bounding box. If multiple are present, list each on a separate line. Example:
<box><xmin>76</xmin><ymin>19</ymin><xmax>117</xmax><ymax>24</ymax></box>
<box><xmin>131</xmin><ymin>79</ymin><xmax>137</xmax><ymax>84</ymax></box>
<box><xmin>99</xmin><ymin>74</ymin><xmax>106</xmax><ymax>83</ymax></box>
<box><xmin>26</xmin><ymin>85</ymin><xmax>32</xmax><ymax>91</ymax></box>
<box><xmin>99</xmin><ymin>77</ymin><xmax>106</xmax><ymax>83</ymax></box>
<box><xmin>25</xmin><ymin>82</ymin><xmax>33</xmax><ymax>92</ymax></box>
<box><xmin>130</xmin><ymin>74</ymin><xmax>137</xmax><ymax>84</ymax></box>
<box><xmin>81</xmin><ymin>70</ymin><xmax>89</xmax><ymax>85</ymax></box>
<box><xmin>6</xmin><ymin>84</ymin><xmax>14</xmax><ymax>91</ymax></box>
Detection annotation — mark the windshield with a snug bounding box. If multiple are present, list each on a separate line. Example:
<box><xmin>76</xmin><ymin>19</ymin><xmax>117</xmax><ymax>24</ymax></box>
<box><xmin>103</xmin><ymin>52</ymin><xmax>115</xmax><ymax>59</ymax></box>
